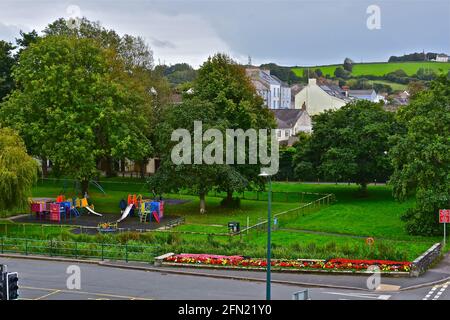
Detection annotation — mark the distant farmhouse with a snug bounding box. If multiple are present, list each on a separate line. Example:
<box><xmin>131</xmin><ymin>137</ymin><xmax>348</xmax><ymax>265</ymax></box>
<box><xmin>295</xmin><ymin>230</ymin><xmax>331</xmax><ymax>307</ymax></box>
<box><xmin>434</xmin><ymin>54</ymin><xmax>449</xmax><ymax>62</ymax></box>
<box><xmin>271</xmin><ymin>107</ymin><xmax>312</xmax><ymax>146</ymax></box>
<box><xmin>246</xmin><ymin>68</ymin><xmax>291</xmax><ymax>109</ymax></box>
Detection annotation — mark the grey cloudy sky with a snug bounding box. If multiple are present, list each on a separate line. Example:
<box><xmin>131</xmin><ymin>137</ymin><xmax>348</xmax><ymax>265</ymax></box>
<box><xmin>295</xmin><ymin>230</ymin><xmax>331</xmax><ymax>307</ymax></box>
<box><xmin>0</xmin><ymin>0</ymin><xmax>449</xmax><ymax>67</ymax></box>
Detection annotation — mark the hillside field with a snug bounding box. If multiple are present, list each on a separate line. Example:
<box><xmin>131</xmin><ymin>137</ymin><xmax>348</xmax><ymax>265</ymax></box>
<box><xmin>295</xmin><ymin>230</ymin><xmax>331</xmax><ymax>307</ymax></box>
<box><xmin>292</xmin><ymin>61</ymin><xmax>450</xmax><ymax>77</ymax></box>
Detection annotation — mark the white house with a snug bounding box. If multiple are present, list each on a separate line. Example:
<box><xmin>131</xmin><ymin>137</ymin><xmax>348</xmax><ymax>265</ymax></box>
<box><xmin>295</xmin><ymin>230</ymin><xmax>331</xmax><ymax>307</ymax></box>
<box><xmin>348</xmin><ymin>89</ymin><xmax>378</xmax><ymax>102</ymax></box>
<box><xmin>271</xmin><ymin>108</ymin><xmax>312</xmax><ymax>146</ymax></box>
<box><xmin>246</xmin><ymin>68</ymin><xmax>291</xmax><ymax>109</ymax></box>
<box><xmin>294</xmin><ymin>78</ymin><xmax>350</xmax><ymax>115</ymax></box>
<box><xmin>435</xmin><ymin>54</ymin><xmax>449</xmax><ymax>62</ymax></box>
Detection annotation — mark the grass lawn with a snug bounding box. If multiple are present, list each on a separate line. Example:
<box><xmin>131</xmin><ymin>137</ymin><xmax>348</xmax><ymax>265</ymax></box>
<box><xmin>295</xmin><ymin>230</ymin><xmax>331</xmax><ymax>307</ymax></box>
<box><xmin>366</xmin><ymin>80</ymin><xmax>407</xmax><ymax>91</ymax></box>
<box><xmin>292</xmin><ymin>61</ymin><xmax>450</xmax><ymax>78</ymax></box>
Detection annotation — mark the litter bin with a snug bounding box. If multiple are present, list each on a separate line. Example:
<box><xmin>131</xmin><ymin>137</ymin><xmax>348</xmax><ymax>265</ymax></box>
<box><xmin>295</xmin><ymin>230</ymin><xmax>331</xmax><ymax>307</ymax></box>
<box><xmin>228</xmin><ymin>222</ymin><xmax>240</xmax><ymax>234</ymax></box>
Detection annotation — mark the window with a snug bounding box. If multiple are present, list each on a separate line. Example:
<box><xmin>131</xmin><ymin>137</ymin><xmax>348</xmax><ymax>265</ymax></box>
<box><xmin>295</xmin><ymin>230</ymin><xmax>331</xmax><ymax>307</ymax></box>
<box><xmin>273</xmin><ymin>101</ymin><xmax>276</xmax><ymax>108</ymax></box>
<box><xmin>285</xmin><ymin>130</ymin><xmax>289</xmax><ymax>137</ymax></box>
<box><xmin>277</xmin><ymin>130</ymin><xmax>281</xmax><ymax>138</ymax></box>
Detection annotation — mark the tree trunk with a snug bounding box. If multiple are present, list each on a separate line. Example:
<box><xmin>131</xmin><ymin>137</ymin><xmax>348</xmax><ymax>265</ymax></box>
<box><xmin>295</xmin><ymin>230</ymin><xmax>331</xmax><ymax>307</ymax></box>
<box><xmin>199</xmin><ymin>192</ymin><xmax>206</xmax><ymax>214</ymax></box>
<box><xmin>120</xmin><ymin>158</ymin><xmax>126</xmax><ymax>172</ymax></box>
<box><xmin>140</xmin><ymin>159</ymin><xmax>148</xmax><ymax>179</ymax></box>
<box><xmin>81</xmin><ymin>179</ymin><xmax>89</xmax><ymax>197</ymax></box>
<box><xmin>104</xmin><ymin>156</ymin><xmax>114</xmax><ymax>177</ymax></box>
<box><xmin>226</xmin><ymin>190</ymin><xmax>233</xmax><ymax>202</ymax></box>
<box><xmin>359</xmin><ymin>182</ymin><xmax>368</xmax><ymax>197</ymax></box>
<box><xmin>41</xmin><ymin>157</ymin><xmax>48</xmax><ymax>178</ymax></box>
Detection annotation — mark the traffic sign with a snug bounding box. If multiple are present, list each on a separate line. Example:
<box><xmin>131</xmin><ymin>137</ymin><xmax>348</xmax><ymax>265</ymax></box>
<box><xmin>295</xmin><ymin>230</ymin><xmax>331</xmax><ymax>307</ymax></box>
<box><xmin>439</xmin><ymin>209</ymin><xmax>450</xmax><ymax>223</ymax></box>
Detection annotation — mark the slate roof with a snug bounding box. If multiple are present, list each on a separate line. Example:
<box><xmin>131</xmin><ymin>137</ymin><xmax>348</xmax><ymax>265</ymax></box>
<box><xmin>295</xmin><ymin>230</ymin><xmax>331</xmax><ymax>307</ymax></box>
<box><xmin>271</xmin><ymin>109</ymin><xmax>306</xmax><ymax>129</ymax></box>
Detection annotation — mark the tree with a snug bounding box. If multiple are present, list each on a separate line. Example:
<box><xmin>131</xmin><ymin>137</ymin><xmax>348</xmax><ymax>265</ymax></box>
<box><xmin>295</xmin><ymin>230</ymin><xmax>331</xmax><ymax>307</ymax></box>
<box><xmin>191</xmin><ymin>53</ymin><xmax>276</xmax><ymax>205</ymax></box>
<box><xmin>0</xmin><ymin>40</ymin><xmax>16</xmax><ymax>101</ymax></box>
<box><xmin>334</xmin><ymin>66</ymin><xmax>350</xmax><ymax>79</ymax></box>
<box><xmin>15</xmin><ymin>30</ymin><xmax>40</xmax><ymax>55</ymax></box>
<box><xmin>343</xmin><ymin>58</ymin><xmax>353</xmax><ymax>72</ymax></box>
<box><xmin>390</xmin><ymin>76</ymin><xmax>450</xmax><ymax>235</ymax></box>
<box><xmin>148</xmin><ymin>98</ymin><xmax>231</xmax><ymax>213</ymax></box>
<box><xmin>0</xmin><ymin>35</ymin><xmax>152</xmax><ymax>195</ymax></box>
<box><xmin>0</xmin><ymin>127</ymin><xmax>38</xmax><ymax>212</ymax></box>
<box><xmin>293</xmin><ymin>101</ymin><xmax>395</xmax><ymax>194</ymax></box>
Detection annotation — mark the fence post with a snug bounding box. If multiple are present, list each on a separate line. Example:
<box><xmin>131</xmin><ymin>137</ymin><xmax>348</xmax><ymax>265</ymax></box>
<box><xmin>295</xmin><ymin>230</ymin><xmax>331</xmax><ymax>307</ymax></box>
<box><xmin>101</xmin><ymin>242</ymin><xmax>104</xmax><ymax>261</ymax></box>
<box><xmin>1</xmin><ymin>236</ymin><xmax>3</xmax><ymax>254</ymax></box>
<box><xmin>125</xmin><ymin>242</ymin><xmax>128</xmax><ymax>263</ymax></box>
<box><xmin>75</xmin><ymin>242</ymin><xmax>78</xmax><ymax>259</ymax></box>
<box><xmin>25</xmin><ymin>239</ymin><xmax>28</xmax><ymax>256</ymax></box>
<box><xmin>50</xmin><ymin>239</ymin><xmax>53</xmax><ymax>257</ymax></box>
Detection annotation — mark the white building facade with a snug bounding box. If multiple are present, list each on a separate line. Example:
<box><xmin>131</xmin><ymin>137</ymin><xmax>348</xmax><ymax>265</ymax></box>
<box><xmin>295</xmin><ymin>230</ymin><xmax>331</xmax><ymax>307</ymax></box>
<box><xmin>246</xmin><ymin>68</ymin><xmax>291</xmax><ymax>109</ymax></box>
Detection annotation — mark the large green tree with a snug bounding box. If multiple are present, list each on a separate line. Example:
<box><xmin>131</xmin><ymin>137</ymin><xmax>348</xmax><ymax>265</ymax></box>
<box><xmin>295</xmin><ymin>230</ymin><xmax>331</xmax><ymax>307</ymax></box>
<box><xmin>191</xmin><ymin>53</ymin><xmax>276</xmax><ymax>204</ymax></box>
<box><xmin>0</xmin><ymin>127</ymin><xmax>37</xmax><ymax>213</ymax></box>
<box><xmin>293</xmin><ymin>100</ymin><xmax>395</xmax><ymax>194</ymax></box>
<box><xmin>149</xmin><ymin>98</ymin><xmax>233</xmax><ymax>213</ymax></box>
<box><xmin>390</xmin><ymin>76</ymin><xmax>450</xmax><ymax>235</ymax></box>
<box><xmin>0</xmin><ymin>35</ymin><xmax>151</xmax><ymax>195</ymax></box>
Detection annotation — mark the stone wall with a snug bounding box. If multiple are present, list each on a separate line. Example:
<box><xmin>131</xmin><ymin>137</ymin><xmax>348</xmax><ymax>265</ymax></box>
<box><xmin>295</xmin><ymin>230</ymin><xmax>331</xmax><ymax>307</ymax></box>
<box><xmin>410</xmin><ymin>243</ymin><xmax>442</xmax><ymax>277</ymax></box>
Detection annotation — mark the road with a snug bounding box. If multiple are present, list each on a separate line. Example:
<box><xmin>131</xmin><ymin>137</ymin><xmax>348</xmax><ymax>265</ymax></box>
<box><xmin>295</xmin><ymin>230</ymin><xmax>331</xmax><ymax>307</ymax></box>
<box><xmin>1</xmin><ymin>257</ymin><xmax>449</xmax><ymax>300</ymax></box>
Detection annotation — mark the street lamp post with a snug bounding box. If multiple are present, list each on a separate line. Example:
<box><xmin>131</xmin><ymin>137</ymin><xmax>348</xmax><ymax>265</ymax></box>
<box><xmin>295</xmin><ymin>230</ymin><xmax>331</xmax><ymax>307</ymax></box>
<box><xmin>259</xmin><ymin>171</ymin><xmax>272</xmax><ymax>300</ymax></box>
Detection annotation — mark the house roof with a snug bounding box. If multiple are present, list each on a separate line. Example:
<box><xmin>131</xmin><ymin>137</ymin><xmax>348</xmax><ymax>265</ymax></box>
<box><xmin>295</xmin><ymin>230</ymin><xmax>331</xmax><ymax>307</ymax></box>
<box><xmin>348</xmin><ymin>89</ymin><xmax>375</xmax><ymax>96</ymax></box>
<box><xmin>271</xmin><ymin>109</ymin><xmax>306</xmax><ymax>129</ymax></box>
<box><xmin>319</xmin><ymin>84</ymin><xmax>351</xmax><ymax>101</ymax></box>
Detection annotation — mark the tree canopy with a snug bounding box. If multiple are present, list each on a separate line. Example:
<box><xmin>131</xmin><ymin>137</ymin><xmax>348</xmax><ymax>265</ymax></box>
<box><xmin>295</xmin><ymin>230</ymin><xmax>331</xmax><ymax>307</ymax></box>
<box><xmin>293</xmin><ymin>100</ymin><xmax>395</xmax><ymax>193</ymax></box>
<box><xmin>0</xmin><ymin>127</ymin><xmax>37</xmax><ymax>212</ymax></box>
<box><xmin>0</xmin><ymin>35</ymin><xmax>152</xmax><ymax>194</ymax></box>
<box><xmin>390</xmin><ymin>76</ymin><xmax>450</xmax><ymax>235</ymax></box>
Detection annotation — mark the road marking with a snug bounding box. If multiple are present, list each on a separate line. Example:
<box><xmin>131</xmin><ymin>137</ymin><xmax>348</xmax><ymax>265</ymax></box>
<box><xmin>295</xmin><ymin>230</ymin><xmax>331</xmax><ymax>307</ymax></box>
<box><xmin>35</xmin><ymin>290</ymin><xmax>61</xmax><ymax>300</ymax></box>
<box><xmin>423</xmin><ymin>281</ymin><xmax>450</xmax><ymax>301</ymax></box>
<box><xmin>21</xmin><ymin>286</ymin><xmax>152</xmax><ymax>300</ymax></box>
<box><xmin>324</xmin><ymin>292</ymin><xmax>391</xmax><ymax>300</ymax></box>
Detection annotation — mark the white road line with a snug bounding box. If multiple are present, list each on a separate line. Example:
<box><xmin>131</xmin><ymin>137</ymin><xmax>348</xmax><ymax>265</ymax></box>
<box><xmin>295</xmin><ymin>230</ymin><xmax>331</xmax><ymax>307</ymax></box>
<box><xmin>424</xmin><ymin>281</ymin><xmax>450</xmax><ymax>301</ymax></box>
<box><xmin>323</xmin><ymin>292</ymin><xmax>391</xmax><ymax>300</ymax></box>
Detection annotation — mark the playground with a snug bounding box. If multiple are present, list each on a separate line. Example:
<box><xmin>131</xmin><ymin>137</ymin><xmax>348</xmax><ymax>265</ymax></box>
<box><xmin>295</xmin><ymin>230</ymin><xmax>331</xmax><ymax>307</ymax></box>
<box><xmin>20</xmin><ymin>192</ymin><xmax>187</xmax><ymax>233</ymax></box>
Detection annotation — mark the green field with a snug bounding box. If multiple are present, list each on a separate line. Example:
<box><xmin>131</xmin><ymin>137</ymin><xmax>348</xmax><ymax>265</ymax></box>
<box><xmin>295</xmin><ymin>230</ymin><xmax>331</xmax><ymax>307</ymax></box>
<box><xmin>292</xmin><ymin>61</ymin><xmax>450</xmax><ymax>77</ymax></box>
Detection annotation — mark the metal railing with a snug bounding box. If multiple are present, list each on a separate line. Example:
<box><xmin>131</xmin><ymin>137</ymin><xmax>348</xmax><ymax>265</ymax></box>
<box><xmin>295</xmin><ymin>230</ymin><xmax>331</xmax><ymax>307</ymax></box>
<box><xmin>0</xmin><ymin>237</ymin><xmax>155</xmax><ymax>263</ymax></box>
<box><xmin>237</xmin><ymin>193</ymin><xmax>335</xmax><ymax>235</ymax></box>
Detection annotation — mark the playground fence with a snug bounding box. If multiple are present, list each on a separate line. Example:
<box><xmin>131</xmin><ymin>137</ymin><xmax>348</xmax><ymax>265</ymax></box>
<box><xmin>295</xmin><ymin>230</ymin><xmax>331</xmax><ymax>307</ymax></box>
<box><xmin>237</xmin><ymin>193</ymin><xmax>335</xmax><ymax>236</ymax></box>
<box><xmin>0</xmin><ymin>236</ymin><xmax>155</xmax><ymax>263</ymax></box>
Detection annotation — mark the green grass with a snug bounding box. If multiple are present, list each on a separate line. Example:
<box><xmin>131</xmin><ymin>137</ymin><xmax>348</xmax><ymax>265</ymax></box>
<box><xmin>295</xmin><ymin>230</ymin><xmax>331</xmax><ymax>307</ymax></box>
<box><xmin>366</xmin><ymin>80</ymin><xmax>407</xmax><ymax>91</ymax></box>
<box><xmin>292</xmin><ymin>61</ymin><xmax>450</xmax><ymax>77</ymax></box>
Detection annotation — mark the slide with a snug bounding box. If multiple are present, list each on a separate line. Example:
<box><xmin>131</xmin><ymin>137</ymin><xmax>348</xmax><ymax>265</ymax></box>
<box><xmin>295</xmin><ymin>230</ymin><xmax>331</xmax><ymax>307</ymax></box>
<box><xmin>117</xmin><ymin>204</ymin><xmax>134</xmax><ymax>223</ymax></box>
<box><xmin>152</xmin><ymin>211</ymin><xmax>160</xmax><ymax>223</ymax></box>
<box><xmin>85</xmin><ymin>206</ymin><xmax>103</xmax><ymax>217</ymax></box>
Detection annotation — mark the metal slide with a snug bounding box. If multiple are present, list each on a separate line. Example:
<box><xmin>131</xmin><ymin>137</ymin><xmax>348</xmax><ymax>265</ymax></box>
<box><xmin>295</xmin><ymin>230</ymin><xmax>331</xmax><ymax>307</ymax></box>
<box><xmin>117</xmin><ymin>204</ymin><xmax>134</xmax><ymax>223</ymax></box>
<box><xmin>85</xmin><ymin>206</ymin><xmax>103</xmax><ymax>217</ymax></box>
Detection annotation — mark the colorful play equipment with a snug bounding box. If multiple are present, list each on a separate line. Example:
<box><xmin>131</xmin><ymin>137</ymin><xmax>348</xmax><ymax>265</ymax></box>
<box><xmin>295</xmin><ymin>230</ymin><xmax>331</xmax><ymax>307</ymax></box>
<box><xmin>124</xmin><ymin>194</ymin><xmax>164</xmax><ymax>224</ymax></box>
<box><xmin>29</xmin><ymin>195</ymin><xmax>97</xmax><ymax>222</ymax></box>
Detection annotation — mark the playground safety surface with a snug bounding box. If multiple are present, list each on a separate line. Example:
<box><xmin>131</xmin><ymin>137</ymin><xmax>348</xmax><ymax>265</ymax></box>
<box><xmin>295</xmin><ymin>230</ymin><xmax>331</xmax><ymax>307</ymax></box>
<box><xmin>13</xmin><ymin>214</ymin><xmax>184</xmax><ymax>233</ymax></box>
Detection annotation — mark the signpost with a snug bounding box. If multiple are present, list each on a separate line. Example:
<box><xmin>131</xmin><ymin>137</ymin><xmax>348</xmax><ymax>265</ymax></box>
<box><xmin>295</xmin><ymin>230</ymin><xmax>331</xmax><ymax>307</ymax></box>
<box><xmin>439</xmin><ymin>209</ymin><xmax>450</xmax><ymax>247</ymax></box>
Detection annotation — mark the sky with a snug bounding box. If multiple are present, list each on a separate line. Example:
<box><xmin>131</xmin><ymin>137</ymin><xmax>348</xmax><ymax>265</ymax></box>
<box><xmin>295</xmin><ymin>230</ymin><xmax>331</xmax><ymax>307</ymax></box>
<box><xmin>0</xmin><ymin>0</ymin><xmax>449</xmax><ymax>67</ymax></box>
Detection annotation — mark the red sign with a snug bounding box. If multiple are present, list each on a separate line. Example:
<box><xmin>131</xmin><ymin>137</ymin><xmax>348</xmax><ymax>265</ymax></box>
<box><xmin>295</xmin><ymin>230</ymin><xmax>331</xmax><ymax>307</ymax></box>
<box><xmin>439</xmin><ymin>209</ymin><xmax>450</xmax><ymax>224</ymax></box>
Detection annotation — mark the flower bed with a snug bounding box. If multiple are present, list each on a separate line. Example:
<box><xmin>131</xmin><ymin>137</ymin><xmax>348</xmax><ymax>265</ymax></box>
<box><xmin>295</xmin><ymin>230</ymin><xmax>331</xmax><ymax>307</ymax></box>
<box><xmin>164</xmin><ymin>254</ymin><xmax>411</xmax><ymax>273</ymax></box>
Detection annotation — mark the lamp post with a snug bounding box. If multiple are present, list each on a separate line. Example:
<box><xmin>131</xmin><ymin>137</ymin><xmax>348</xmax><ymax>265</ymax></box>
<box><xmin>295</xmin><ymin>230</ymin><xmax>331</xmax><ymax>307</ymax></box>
<box><xmin>259</xmin><ymin>171</ymin><xmax>272</xmax><ymax>300</ymax></box>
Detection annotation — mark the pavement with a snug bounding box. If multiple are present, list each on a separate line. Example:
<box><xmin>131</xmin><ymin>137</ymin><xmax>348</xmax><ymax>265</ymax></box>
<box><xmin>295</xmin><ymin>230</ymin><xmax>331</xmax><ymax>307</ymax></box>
<box><xmin>1</xmin><ymin>253</ymin><xmax>450</xmax><ymax>300</ymax></box>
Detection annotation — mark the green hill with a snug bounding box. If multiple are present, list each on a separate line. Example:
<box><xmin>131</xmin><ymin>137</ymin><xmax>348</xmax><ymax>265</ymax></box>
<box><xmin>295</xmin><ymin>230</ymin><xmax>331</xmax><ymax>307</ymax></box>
<box><xmin>292</xmin><ymin>61</ymin><xmax>450</xmax><ymax>77</ymax></box>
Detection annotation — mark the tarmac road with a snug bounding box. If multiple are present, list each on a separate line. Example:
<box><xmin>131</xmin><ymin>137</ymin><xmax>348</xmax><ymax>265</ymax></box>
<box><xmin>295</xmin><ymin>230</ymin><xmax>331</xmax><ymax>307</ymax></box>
<box><xmin>1</xmin><ymin>257</ymin><xmax>449</xmax><ymax>300</ymax></box>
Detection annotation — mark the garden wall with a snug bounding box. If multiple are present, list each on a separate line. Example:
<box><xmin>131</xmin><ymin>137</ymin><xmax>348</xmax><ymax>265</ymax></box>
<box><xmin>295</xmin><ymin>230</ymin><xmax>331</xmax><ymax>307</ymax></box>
<box><xmin>410</xmin><ymin>243</ymin><xmax>442</xmax><ymax>277</ymax></box>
